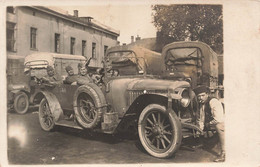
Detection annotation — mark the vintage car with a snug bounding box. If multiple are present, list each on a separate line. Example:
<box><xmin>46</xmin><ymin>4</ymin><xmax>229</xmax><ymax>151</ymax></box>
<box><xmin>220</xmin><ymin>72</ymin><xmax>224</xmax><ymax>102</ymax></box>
<box><xmin>7</xmin><ymin>55</ymin><xmax>30</xmax><ymax>114</ymax></box>
<box><xmin>162</xmin><ymin>41</ymin><xmax>221</xmax><ymax>97</ymax></box>
<box><xmin>16</xmin><ymin>52</ymin><xmax>87</xmax><ymax>113</ymax></box>
<box><xmin>26</xmin><ymin>49</ymin><xmax>203</xmax><ymax>159</ymax></box>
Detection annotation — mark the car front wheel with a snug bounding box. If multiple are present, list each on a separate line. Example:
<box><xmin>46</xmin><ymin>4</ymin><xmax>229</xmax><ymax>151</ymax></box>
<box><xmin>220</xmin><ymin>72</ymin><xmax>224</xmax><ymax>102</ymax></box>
<box><xmin>138</xmin><ymin>104</ymin><xmax>182</xmax><ymax>158</ymax></box>
<box><xmin>38</xmin><ymin>98</ymin><xmax>55</xmax><ymax>131</ymax></box>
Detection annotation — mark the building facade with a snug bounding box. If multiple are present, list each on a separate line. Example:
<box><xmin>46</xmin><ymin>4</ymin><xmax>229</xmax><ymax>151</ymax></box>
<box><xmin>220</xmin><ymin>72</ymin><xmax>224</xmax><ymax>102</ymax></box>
<box><xmin>6</xmin><ymin>6</ymin><xmax>120</xmax><ymax>68</ymax></box>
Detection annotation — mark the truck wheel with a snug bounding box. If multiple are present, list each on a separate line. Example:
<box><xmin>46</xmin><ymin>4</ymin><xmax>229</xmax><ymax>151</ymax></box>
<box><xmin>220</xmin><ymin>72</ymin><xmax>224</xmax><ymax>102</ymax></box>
<box><xmin>38</xmin><ymin>98</ymin><xmax>55</xmax><ymax>131</ymax></box>
<box><xmin>73</xmin><ymin>83</ymin><xmax>106</xmax><ymax>129</ymax></box>
<box><xmin>14</xmin><ymin>92</ymin><xmax>29</xmax><ymax>114</ymax></box>
<box><xmin>138</xmin><ymin>104</ymin><xmax>182</xmax><ymax>158</ymax></box>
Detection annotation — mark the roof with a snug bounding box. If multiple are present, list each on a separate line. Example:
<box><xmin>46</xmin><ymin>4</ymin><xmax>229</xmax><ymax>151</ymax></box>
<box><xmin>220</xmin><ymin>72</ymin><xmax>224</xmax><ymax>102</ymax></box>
<box><xmin>162</xmin><ymin>41</ymin><xmax>219</xmax><ymax>59</ymax></box>
<box><xmin>29</xmin><ymin>6</ymin><xmax>120</xmax><ymax>37</ymax></box>
<box><xmin>107</xmin><ymin>45</ymin><xmax>161</xmax><ymax>56</ymax></box>
<box><xmin>24</xmin><ymin>52</ymin><xmax>86</xmax><ymax>67</ymax></box>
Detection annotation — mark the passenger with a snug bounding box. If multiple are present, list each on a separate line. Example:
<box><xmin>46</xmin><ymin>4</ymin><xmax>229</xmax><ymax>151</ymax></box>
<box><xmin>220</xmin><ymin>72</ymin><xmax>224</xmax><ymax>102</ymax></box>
<box><xmin>41</xmin><ymin>65</ymin><xmax>62</xmax><ymax>87</ymax></box>
<box><xmin>76</xmin><ymin>63</ymin><xmax>93</xmax><ymax>85</ymax></box>
<box><xmin>112</xmin><ymin>69</ymin><xmax>119</xmax><ymax>77</ymax></box>
<box><xmin>64</xmin><ymin>65</ymin><xmax>78</xmax><ymax>85</ymax></box>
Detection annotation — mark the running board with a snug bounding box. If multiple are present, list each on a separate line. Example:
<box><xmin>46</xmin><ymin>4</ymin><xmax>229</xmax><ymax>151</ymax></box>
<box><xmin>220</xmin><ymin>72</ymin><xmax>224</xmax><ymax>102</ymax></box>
<box><xmin>55</xmin><ymin>119</ymin><xmax>83</xmax><ymax>130</ymax></box>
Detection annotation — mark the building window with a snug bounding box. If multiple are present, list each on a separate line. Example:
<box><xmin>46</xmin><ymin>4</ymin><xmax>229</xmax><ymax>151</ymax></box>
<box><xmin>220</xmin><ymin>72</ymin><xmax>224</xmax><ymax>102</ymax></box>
<box><xmin>92</xmin><ymin>43</ymin><xmax>96</xmax><ymax>58</ymax></box>
<box><xmin>7</xmin><ymin>7</ymin><xmax>14</xmax><ymax>13</ymax></box>
<box><xmin>104</xmin><ymin>45</ymin><xmax>108</xmax><ymax>56</ymax></box>
<box><xmin>70</xmin><ymin>37</ymin><xmax>75</xmax><ymax>54</ymax></box>
<box><xmin>82</xmin><ymin>40</ymin><xmax>86</xmax><ymax>56</ymax></box>
<box><xmin>30</xmin><ymin>27</ymin><xmax>37</xmax><ymax>49</ymax></box>
<box><xmin>7</xmin><ymin>22</ymin><xmax>16</xmax><ymax>52</ymax></box>
<box><xmin>55</xmin><ymin>33</ymin><xmax>60</xmax><ymax>53</ymax></box>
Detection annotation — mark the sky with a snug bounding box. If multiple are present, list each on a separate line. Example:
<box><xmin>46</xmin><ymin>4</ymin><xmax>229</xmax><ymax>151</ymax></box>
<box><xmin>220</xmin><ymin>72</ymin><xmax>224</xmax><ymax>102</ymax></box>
<box><xmin>60</xmin><ymin>5</ymin><xmax>157</xmax><ymax>44</ymax></box>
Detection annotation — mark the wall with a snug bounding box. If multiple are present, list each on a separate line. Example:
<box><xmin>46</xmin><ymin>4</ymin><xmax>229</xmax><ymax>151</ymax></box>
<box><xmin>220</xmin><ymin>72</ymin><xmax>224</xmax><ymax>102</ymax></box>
<box><xmin>9</xmin><ymin>7</ymin><xmax>118</xmax><ymax>68</ymax></box>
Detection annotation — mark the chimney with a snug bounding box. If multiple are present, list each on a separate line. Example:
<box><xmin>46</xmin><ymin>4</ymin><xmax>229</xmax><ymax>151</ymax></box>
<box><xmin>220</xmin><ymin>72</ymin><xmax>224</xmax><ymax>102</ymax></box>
<box><xmin>74</xmin><ymin>10</ymin><xmax>78</xmax><ymax>17</ymax></box>
<box><xmin>131</xmin><ymin>36</ymin><xmax>134</xmax><ymax>43</ymax></box>
<box><xmin>135</xmin><ymin>35</ymin><xmax>141</xmax><ymax>41</ymax></box>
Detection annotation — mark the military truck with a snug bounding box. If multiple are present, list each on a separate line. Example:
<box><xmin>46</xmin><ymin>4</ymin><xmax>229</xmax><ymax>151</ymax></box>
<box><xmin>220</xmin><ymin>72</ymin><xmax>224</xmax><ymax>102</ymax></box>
<box><xmin>162</xmin><ymin>41</ymin><xmax>222</xmax><ymax>98</ymax></box>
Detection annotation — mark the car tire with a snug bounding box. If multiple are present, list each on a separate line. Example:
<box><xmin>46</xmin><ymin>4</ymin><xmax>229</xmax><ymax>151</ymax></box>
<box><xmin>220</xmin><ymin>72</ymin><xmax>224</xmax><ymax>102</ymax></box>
<box><xmin>73</xmin><ymin>83</ymin><xmax>106</xmax><ymax>129</ymax></box>
<box><xmin>38</xmin><ymin>98</ymin><xmax>55</xmax><ymax>131</ymax></box>
<box><xmin>14</xmin><ymin>92</ymin><xmax>29</xmax><ymax>114</ymax></box>
<box><xmin>138</xmin><ymin>104</ymin><xmax>182</xmax><ymax>158</ymax></box>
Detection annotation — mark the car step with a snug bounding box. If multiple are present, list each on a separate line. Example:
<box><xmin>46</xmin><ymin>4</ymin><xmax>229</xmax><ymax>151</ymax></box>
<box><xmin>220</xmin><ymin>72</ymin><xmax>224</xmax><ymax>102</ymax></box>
<box><xmin>55</xmin><ymin>119</ymin><xmax>83</xmax><ymax>130</ymax></box>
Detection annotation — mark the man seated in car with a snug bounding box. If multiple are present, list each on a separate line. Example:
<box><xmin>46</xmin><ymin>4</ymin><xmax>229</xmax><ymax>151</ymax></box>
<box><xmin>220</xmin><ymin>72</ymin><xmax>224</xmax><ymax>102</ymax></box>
<box><xmin>76</xmin><ymin>63</ymin><xmax>93</xmax><ymax>85</ymax></box>
<box><xmin>41</xmin><ymin>65</ymin><xmax>62</xmax><ymax>87</ymax></box>
<box><xmin>64</xmin><ymin>65</ymin><xmax>78</xmax><ymax>85</ymax></box>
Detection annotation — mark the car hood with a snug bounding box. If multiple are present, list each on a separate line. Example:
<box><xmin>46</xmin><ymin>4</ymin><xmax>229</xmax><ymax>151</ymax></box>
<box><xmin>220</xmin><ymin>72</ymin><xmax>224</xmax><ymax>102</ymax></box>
<box><xmin>126</xmin><ymin>78</ymin><xmax>190</xmax><ymax>91</ymax></box>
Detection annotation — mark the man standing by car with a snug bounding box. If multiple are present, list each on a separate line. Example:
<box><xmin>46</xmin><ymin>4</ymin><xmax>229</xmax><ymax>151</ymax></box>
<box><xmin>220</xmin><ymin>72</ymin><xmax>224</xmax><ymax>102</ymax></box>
<box><xmin>193</xmin><ymin>85</ymin><xmax>225</xmax><ymax>162</ymax></box>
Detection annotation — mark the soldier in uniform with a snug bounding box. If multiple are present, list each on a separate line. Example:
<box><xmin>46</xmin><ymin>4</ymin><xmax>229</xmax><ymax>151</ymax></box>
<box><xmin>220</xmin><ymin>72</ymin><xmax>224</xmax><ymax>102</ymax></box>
<box><xmin>41</xmin><ymin>65</ymin><xmax>62</xmax><ymax>87</ymax></box>
<box><xmin>77</xmin><ymin>63</ymin><xmax>93</xmax><ymax>85</ymax></box>
<box><xmin>64</xmin><ymin>65</ymin><xmax>78</xmax><ymax>85</ymax></box>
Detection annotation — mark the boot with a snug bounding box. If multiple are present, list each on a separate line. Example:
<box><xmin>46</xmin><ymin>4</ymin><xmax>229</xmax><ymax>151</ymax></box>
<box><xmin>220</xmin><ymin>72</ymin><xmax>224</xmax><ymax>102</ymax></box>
<box><xmin>214</xmin><ymin>151</ymin><xmax>225</xmax><ymax>162</ymax></box>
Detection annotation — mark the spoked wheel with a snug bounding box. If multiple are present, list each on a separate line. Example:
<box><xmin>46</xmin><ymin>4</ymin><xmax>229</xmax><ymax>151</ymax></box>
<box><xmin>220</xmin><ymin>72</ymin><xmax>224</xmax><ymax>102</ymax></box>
<box><xmin>14</xmin><ymin>92</ymin><xmax>29</xmax><ymax>114</ymax></box>
<box><xmin>138</xmin><ymin>104</ymin><xmax>182</xmax><ymax>158</ymax></box>
<box><xmin>74</xmin><ymin>84</ymin><xmax>106</xmax><ymax>129</ymax></box>
<box><xmin>39</xmin><ymin>98</ymin><xmax>55</xmax><ymax>131</ymax></box>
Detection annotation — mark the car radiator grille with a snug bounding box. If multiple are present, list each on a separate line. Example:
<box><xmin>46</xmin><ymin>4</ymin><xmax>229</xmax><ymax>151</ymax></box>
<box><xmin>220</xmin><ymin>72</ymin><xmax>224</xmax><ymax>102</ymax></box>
<box><xmin>128</xmin><ymin>90</ymin><xmax>168</xmax><ymax>104</ymax></box>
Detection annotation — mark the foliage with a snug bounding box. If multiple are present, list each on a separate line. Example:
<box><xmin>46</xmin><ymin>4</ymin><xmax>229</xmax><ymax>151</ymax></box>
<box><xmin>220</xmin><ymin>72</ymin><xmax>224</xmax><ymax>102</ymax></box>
<box><xmin>152</xmin><ymin>5</ymin><xmax>223</xmax><ymax>54</ymax></box>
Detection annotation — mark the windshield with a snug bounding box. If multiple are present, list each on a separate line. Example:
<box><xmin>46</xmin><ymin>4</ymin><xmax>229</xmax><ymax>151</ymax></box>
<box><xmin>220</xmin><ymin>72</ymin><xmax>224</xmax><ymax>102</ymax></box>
<box><xmin>165</xmin><ymin>47</ymin><xmax>202</xmax><ymax>67</ymax></box>
<box><xmin>105</xmin><ymin>51</ymin><xmax>145</xmax><ymax>76</ymax></box>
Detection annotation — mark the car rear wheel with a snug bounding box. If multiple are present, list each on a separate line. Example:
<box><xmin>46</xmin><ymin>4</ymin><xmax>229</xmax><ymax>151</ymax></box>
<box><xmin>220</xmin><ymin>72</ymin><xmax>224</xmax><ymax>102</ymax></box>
<box><xmin>138</xmin><ymin>104</ymin><xmax>182</xmax><ymax>158</ymax></box>
<box><xmin>73</xmin><ymin>83</ymin><xmax>106</xmax><ymax>129</ymax></box>
<box><xmin>14</xmin><ymin>92</ymin><xmax>29</xmax><ymax>114</ymax></box>
<box><xmin>39</xmin><ymin>98</ymin><xmax>55</xmax><ymax>131</ymax></box>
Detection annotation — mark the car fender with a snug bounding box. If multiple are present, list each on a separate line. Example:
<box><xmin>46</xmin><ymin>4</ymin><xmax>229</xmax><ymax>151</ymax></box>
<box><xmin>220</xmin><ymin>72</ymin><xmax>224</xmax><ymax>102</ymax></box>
<box><xmin>41</xmin><ymin>91</ymin><xmax>64</xmax><ymax>122</ymax></box>
<box><xmin>10</xmin><ymin>89</ymin><xmax>29</xmax><ymax>96</ymax></box>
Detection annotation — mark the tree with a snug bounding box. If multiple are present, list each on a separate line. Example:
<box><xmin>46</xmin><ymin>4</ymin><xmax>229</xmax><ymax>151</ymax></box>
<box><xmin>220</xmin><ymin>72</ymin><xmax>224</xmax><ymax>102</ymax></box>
<box><xmin>152</xmin><ymin>5</ymin><xmax>223</xmax><ymax>54</ymax></box>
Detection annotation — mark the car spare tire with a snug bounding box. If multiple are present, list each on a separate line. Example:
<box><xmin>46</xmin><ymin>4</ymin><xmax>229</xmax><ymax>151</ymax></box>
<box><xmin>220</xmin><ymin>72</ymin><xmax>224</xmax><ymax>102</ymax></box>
<box><xmin>73</xmin><ymin>83</ymin><xmax>107</xmax><ymax>129</ymax></box>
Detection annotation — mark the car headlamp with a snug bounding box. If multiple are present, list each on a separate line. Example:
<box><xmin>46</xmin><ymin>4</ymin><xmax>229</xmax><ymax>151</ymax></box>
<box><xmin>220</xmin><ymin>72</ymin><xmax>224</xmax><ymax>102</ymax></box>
<box><xmin>172</xmin><ymin>88</ymin><xmax>190</xmax><ymax>108</ymax></box>
<box><xmin>180</xmin><ymin>89</ymin><xmax>190</xmax><ymax>107</ymax></box>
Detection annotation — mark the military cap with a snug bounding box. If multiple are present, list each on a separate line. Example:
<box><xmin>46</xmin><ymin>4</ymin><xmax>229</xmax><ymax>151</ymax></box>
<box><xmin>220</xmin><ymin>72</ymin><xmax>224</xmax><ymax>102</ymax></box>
<box><xmin>46</xmin><ymin>65</ymin><xmax>54</xmax><ymax>71</ymax></box>
<box><xmin>65</xmin><ymin>65</ymin><xmax>73</xmax><ymax>72</ymax></box>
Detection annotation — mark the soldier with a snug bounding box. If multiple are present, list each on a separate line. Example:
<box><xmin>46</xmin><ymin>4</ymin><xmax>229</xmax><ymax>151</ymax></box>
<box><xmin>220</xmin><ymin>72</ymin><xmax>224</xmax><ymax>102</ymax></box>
<box><xmin>41</xmin><ymin>65</ymin><xmax>62</xmax><ymax>87</ymax></box>
<box><xmin>64</xmin><ymin>65</ymin><xmax>78</xmax><ymax>85</ymax></box>
<box><xmin>193</xmin><ymin>85</ymin><xmax>225</xmax><ymax>162</ymax></box>
<box><xmin>77</xmin><ymin>63</ymin><xmax>93</xmax><ymax>85</ymax></box>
